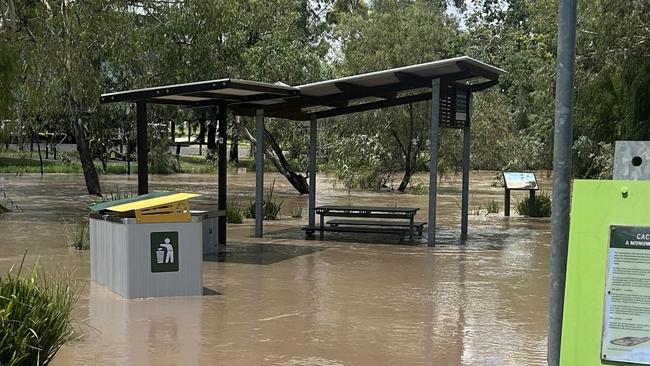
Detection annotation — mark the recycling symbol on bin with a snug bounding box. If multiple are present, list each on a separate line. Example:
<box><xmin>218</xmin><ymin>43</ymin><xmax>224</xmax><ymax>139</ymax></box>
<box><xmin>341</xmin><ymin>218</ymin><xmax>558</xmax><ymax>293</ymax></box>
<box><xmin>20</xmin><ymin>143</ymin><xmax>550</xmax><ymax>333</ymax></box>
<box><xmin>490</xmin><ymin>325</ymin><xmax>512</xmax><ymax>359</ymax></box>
<box><xmin>150</xmin><ymin>232</ymin><xmax>179</xmax><ymax>273</ymax></box>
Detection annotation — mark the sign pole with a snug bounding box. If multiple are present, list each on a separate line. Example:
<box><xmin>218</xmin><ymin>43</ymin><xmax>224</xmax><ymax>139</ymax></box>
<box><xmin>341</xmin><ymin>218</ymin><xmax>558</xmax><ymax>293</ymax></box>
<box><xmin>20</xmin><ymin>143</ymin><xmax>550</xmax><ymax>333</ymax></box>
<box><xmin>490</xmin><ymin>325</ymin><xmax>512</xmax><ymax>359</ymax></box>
<box><xmin>548</xmin><ymin>0</ymin><xmax>578</xmax><ymax>364</ymax></box>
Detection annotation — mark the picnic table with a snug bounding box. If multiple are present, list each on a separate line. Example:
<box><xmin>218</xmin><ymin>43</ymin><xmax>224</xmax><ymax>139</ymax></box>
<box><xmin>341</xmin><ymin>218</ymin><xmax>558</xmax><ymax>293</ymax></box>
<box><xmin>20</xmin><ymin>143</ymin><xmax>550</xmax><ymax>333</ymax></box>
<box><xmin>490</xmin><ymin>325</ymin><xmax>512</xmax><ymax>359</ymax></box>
<box><xmin>302</xmin><ymin>205</ymin><xmax>425</xmax><ymax>242</ymax></box>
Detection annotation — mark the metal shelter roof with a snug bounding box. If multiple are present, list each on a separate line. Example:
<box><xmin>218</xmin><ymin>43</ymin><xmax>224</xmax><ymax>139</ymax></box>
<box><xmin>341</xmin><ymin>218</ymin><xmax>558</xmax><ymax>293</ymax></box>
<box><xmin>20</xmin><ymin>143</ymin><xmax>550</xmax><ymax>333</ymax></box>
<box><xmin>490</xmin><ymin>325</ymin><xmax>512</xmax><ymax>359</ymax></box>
<box><xmin>100</xmin><ymin>78</ymin><xmax>300</xmax><ymax>107</ymax></box>
<box><xmin>100</xmin><ymin>56</ymin><xmax>504</xmax><ymax>121</ymax></box>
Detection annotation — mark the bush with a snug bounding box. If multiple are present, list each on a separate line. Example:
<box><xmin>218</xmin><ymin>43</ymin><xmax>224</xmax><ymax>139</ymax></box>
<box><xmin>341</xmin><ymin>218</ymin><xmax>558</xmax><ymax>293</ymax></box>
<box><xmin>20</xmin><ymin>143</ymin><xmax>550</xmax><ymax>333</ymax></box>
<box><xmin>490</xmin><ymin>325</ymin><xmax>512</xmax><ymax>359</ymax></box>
<box><xmin>0</xmin><ymin>256</ymin><xmax>78</xmax><ymax>365</ymax></box>
<box><xmin>408</xmin><ymin>182</ymin><xmax>428</xmax><ymax>195</ymax></box>
<box><xmin>226</xmin><ymin>201</ymin><xmax>244</xmax><ymax>224</ymax></box>
<box><xmin>243</xmin><ymin>180</ymin><xmax>283</xmax><ymax>220</ymax></box>
<box><xmin>63</xmin><ymin>219</ymin><xmax>90</xmax><ymax>250</ymax></box>
<box><xmin>516</xmin><ymin>192</ymin><xmax>552</xmax><ymax>217</ymax></box>
<box><xmin>485</xmin><ymin>199</ymin><xmax>499</xmax><ymax>214</ymax></box>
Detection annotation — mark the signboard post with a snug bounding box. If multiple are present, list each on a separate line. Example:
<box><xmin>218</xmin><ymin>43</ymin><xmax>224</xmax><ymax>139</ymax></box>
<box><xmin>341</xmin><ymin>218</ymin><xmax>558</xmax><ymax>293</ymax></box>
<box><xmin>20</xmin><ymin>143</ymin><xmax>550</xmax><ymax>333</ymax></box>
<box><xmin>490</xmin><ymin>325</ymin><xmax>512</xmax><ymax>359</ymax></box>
<box><xmin>502</xmin><ymin>172</ymin><xmax>540</xmax><ymax>217</ymax></box>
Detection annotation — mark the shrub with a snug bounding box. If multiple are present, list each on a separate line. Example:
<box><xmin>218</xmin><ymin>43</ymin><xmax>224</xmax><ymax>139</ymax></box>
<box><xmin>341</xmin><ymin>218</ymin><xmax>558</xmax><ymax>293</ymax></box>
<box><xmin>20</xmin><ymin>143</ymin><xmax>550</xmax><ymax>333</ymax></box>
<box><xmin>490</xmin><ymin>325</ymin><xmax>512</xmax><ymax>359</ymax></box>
<box><xmin>516</xmin><ymin>192</ymin><xmax>552</xmax><ymax>217</ymax></box>
<box><xmin>408</xmin><ymin>182</ymin><xmax>429</xmax><ymax>195</ymax></box>
<box><xmin>226</xmin><ymin>201</ymin><xmax>244</xmax><ymax>224</ymax></box>
<box><xmin>243</xmin><ymin>179</ymin><xmax>283</xmax><ymax>220</ymax></box>
<box><xmin>63</xmin><ymin>219</ymin><xmax>90</xmax><ymax>250</ymax></box>
<box><xmin>0</xmin><ymin>256</ymin><xmax>78</xmax><ymax>365</ymax></box>
<box><xmin>485</xmin><ymin>199</ymin><xmax>499</xmax><ymax>214</ymax></box>
<box><xmin>290</xmin><ymin>206</ymin><xmax>303</xmax><ymax>219</ymax></box>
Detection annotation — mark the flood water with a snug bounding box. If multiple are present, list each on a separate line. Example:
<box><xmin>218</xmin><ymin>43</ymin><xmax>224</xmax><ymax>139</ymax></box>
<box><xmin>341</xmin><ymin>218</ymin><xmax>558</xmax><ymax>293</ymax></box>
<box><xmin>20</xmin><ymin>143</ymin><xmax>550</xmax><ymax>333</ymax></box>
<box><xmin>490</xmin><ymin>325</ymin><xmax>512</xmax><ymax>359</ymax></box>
<box><xmin>0</xmin><ymin>171</ymin><xmax>551</xmax><ymax>365</ymax></box>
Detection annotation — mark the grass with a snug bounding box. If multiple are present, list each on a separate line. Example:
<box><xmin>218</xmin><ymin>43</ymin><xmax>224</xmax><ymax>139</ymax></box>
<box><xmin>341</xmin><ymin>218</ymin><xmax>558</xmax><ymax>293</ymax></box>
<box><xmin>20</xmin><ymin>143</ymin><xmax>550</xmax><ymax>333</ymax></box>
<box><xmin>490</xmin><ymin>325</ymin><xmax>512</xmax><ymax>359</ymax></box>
<box><xmin>243</xmin><ymin>179</ymin><xmax>283</xmax><ymax>220</ymax></box>
<box><xmin>516</xmin><ymin>192</ymin><xmax>552</xmax><ymax>217</ymax></box>
<box><xmin>63</xmin><ymin>219</ymin><xmax>90</xmax><ymax>250</ymax></box>
<box><xmin>0</xmin><ymin>254</ymin><xmax>79</xmax><ymax>365</ymax></box>
<box><xmin>407</xmin><ymin>182</ymin><xmax>429</xmax><ymax>195</ymax></box>
<box><xmin>485</xmin><ymin>199</ymin><xmax>499</xmax><ymax>214</ymax></box>
<box><xmin>290</xmin><ymin>206</ymin><xmax>303</xmax><ymax>219</ymax></box>
<box><xmin>225</xmin><ymin>201</ymin><xmax>244</xmax><ymax>224</ymax></box>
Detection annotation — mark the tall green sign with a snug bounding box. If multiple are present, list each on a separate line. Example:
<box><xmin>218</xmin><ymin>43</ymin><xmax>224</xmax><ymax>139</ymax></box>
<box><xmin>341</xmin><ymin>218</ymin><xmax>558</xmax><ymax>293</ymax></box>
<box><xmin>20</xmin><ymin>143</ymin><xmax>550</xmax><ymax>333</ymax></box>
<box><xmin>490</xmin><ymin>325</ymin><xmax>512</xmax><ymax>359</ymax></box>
<box><xmin>561</xmin><ymin>180</ymin><xmax>650</xmax><ymax>365</ymax></box>
<box><xmin>150</xmin><ymin>232</ymin><xmax>179</xmax><ymax>273</ymax></box>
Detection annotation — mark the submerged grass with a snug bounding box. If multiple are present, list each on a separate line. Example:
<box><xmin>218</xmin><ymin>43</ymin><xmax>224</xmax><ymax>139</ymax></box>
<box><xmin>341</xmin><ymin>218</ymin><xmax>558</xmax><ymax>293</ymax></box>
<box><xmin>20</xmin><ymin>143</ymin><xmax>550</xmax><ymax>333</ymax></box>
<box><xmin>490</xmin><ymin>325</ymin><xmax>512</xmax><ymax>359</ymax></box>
<box><xmin>516</xmin><ymin>192</ymin><xmax>552</xmax><ymax>217</ymax></box>
<box><xmin>63</xmin><ymin>219</ymin><xmax>90</xmax><ymax>250</ymax></box>
<box><xmin>0</xmin><ymin>254</ymin><xmax>79</xmax><ymax>365</ymax></box>
<box><xmin>225</xmin><ymin>201</ymin><xmax>244</xmax><ymax>224</ymax></box>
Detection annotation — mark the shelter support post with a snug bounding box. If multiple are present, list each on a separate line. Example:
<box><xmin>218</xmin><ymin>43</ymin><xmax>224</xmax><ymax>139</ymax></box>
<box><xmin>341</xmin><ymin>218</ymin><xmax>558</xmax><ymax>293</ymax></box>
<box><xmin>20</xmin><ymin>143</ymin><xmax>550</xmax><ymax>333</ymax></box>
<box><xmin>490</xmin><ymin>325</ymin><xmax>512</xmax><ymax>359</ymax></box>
<box><xmin>308</xmin><ymin>115</ymin><xmax>317</xmax><ymax>229</ymax></box>
<box><xmin>255</xmin><ymin>109</ymin><xmax>264</xmax><ymax>238</ymax></box>
<box><xmin>460</xmin><ymin>92</ymin><xmax>472</xmax><ymax>243</ymax></box>
<box><xmin>548</xmin><ymin>0</ymin><xmax>578</xmax><ymax>364</ymax></box>
<box><xmin>217</xmin><ymin>106</ymin><xmax>228</xmax><ymax>245</ymax></box>
<box><xmin>428</xmin><ymin>79</ymin><xmax>441</xmax><ymax>247</ymax></box>
<box><xmin>136</xmin><ymin>101</ymin><xmax>148</xmax><ymax>195</ymax></box>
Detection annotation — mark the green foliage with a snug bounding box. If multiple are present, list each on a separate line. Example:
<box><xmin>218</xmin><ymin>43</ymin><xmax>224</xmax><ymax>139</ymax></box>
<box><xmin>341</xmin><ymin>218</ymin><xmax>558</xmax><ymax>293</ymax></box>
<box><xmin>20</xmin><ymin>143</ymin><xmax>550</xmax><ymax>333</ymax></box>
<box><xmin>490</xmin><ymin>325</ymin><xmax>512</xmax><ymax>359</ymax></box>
<box><xmin>0</xmin><ymin>255</ymin><xmax>78</xmax><ymax>366</ymax></box>
<box><xmin>485</xmin><ymin>199</ymin><xmax>500</xmax><ymax>214</ymax></box>
<box><xmin>516</xmin><ymin>192</ymin><xmax>552</xmax><ymax>218</ymax></box>
<box><xmin>243</xmin><ymin>180</ymin><xmax>283</xmax><ymax>220</ymax></box>
<box><xmin>225</xmin><ymin>201</ymin><xmax>244</xmax><ymax>224</ymax></box>
<box><xmin>63</xmin><ymin>219</ymin><xmax>90</xmax><ymax>250</ymax></box>
<box><xmin>408</xmin><ymin>182</ymin><xmax>429</xmax><ymax>195</ymax></box>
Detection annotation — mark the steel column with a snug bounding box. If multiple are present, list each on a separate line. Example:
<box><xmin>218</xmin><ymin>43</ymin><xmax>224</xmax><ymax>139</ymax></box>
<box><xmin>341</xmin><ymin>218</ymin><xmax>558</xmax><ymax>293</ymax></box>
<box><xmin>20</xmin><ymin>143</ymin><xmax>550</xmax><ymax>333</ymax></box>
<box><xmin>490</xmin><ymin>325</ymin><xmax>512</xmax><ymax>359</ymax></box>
<box><xmin>460</xmin><ymin>92</ymin><xmax>472</xmax><ymax>242</ymax></box>
<box><xmin>136</xmin><ymin>101</ymin><xmax>148</xmax><ymax>194</ymax></box>
<box><xmin>217</xmin><ymin>106</ymin><xmax>227</xmax><ymax>245</ymax></box>
<box><xmin>427</xmin><ymin>79</ymin><xmax>441</xmax><ymax>247</ymax></box>
<box><xmin>255</xmin><ymin>109</ymin><xmax>265</xmax><ymax>238</ymax></box>
<box><xmin>308</xmin><ymin>115</ymin><xmax>317</xmax><ymax>228</ymax></box>
<box><xmin>548</xmin><ymin>0</ymin><xmax>578</xmax><ymax>364</ymax></box>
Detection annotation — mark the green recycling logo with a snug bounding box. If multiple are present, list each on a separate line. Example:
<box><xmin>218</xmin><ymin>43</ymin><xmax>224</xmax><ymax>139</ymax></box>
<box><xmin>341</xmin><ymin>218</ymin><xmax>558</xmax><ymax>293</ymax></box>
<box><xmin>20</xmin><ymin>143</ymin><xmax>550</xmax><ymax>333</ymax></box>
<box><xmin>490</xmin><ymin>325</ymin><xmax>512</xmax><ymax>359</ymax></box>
<box><xmin>150</xmin><ymin>232</ymin><xmax>179</xmax><ymax>273</ymax></box>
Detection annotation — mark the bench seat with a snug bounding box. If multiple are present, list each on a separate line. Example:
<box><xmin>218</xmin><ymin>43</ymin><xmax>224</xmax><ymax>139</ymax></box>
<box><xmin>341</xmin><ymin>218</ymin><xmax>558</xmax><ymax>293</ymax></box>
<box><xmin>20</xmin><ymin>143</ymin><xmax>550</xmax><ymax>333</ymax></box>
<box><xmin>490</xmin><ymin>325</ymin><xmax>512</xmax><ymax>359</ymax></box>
<box><xmin>326</xmin><ymin>219</ymin><xmax>425</xmax><ymax>234</ymax></box>
<box><xmin>302</xmin><ymin>225</ymin><xmax>409</xmax><ymax>241</ymax></box>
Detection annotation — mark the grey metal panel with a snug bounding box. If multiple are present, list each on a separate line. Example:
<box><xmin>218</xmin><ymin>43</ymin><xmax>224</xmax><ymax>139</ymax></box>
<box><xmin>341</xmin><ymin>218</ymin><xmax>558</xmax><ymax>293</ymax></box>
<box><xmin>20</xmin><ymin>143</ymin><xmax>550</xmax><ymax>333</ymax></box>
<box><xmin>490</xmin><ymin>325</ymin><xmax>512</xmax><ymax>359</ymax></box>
<box><xmin>297</xmin><ymin>56</ymin><xmax>505</xmax><ymax>96</ymax></box>
<box><xmin>191</xmin><ymin>211</ymin><xmax>219</xmax><ymax>255</ymax></box>
<box><xmin>613</xmin><ymin>141</ymin><xmax>650</xmax><ymax>180</ymax></box>
<box><xmin>90</xmin><ymin>217</ymin><xmax>203</xmax><ymax>299</ymax></box>
<box><xmin>309</xmin><ymin>115</ymin><xmax>317</xmax><ymax>227</ymax></box>
<box><xmin>255</xmin><ymin>109</ymin><xmax>264</xmax><ymax>237</ymax></box>
<box><xmin>428</xmin><ymin>79</ymin><xmax>441</xmax><ymax>247</ymax></box>
<box><xmin>460</xmin><ymin>92</ymin><xmax>472</xmax><ymax>242</ymax></box>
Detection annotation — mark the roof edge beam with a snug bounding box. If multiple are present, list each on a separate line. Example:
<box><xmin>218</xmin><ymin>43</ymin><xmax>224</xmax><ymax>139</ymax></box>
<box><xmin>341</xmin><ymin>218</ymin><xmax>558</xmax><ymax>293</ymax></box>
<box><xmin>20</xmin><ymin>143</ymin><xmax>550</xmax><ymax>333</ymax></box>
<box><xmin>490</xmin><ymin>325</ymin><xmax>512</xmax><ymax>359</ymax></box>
<box><xmin>315</xmin><ymin>92</ymin><xmax>432</xmax><ymax>119</ymax></box>
<box><xmin>334</xmin><ymin>81</ymin><xmax>397</xmax><ymax>99</ymax></box>
<box><xmin>457</xmin><ymin>60</ymin><xmax>500</xmax><ymax>81</ymax></box>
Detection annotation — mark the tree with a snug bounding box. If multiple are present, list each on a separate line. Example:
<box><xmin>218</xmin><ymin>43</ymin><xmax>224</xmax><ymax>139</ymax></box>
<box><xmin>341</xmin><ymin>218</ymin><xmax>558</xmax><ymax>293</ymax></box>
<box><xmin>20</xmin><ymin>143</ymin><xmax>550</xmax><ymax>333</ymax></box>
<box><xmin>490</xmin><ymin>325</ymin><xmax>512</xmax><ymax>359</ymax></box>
<box><xmin>326</xmin><ymin>0</ymin><xmax>461</xmax><ymax>191</ymax></box>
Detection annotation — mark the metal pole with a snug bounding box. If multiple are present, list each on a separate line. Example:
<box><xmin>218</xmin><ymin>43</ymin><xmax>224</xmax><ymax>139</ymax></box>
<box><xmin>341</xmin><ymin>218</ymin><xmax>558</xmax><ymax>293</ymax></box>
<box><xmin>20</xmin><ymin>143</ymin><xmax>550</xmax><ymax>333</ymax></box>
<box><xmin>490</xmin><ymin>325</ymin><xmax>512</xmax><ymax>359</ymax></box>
<box><xmin>504</xmin><ymin>189</ymin><xmax>511</xmax><ymax>217</ymax></box>
<box><xmin>460</xmin><ymin>92</ymin><xmax>472</xmax><ymax>243</ymax></box>
<box><xmin>308</xmin><ymin>115</ymin><xmax>317</xmax><ymax>228</ymax></box>
<box><xmin>548</xmin><ymin>0</ymin><xmax>578</xmax><ymax>364</ymax></box>
<box><xmin>217</xmin><ymin>106</ymin><xmax>227</xmax><ymax>246</ymax></box>
<box><xmin>255</xmin><ymin>109</ymin><xmax>264</xmax><ymax>238</ymax></box>
<box><xmin>427</xmin><ymin>79</ymin><xmax>441</xmax><ymax>247</ymax></box>
<box><xmin>136</xmin><ymin>101</ymin><xmax>148</xmax><ymax>195</ymax></box>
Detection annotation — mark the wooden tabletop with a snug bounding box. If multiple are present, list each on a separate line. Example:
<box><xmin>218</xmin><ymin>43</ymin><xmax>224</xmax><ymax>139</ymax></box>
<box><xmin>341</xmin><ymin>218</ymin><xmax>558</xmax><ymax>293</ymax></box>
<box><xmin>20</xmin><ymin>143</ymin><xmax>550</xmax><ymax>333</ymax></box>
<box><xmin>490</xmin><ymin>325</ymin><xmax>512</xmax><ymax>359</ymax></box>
<box><xmin>315</xmin><ymin>205</ymin><xmax>419</xmax><ymax>213</ymax></box>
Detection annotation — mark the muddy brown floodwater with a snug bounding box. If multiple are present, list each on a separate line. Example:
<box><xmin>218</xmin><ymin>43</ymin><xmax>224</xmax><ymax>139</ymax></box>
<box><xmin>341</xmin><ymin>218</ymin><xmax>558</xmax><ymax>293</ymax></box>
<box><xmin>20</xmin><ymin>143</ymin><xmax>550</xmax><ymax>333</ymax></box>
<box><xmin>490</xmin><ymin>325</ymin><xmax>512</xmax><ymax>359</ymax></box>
<box><xmin>0</xmin><ymin>170</ymin><xmax>551</xmax><ymax>366</ymax></box>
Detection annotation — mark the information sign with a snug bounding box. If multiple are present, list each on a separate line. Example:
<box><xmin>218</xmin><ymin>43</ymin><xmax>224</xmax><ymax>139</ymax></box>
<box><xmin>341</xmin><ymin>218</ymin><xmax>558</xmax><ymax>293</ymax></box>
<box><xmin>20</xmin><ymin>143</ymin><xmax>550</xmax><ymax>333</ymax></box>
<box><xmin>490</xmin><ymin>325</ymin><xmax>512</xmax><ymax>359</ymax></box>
<box><xmin>602</xmin><ymin>225</ymin><xmax>650</xmax><ymax>364</ymax></box>
<box><xmin>502</xmin><ymin>172</ymin><xmax>539</xmax><ymax>190</ymax></box>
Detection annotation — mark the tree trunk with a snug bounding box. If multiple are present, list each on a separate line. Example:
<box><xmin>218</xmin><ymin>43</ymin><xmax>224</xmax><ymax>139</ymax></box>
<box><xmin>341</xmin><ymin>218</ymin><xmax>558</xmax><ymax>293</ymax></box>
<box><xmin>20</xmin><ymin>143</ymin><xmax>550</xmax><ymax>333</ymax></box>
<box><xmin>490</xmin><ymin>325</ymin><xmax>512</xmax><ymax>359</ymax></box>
<box><xmin>398</xmin><ymin>171</ymin><xmax>411</xmax><ymax>192</ymax></box>
<box><xmin>32</xmin><ymin>129</ymin><xmax>44</xmax><ymax>176</ymax></box>
<box><xmin>72</xmin><ymin>113</ymin><xmax>102</xmax><ymax>196</ymax></box>
<box><xmin>207</xmin><ymin>120</ymin><xmax>216</xmax><ymax>155</ymax></box>
<box><xmin>397</xmin><ymin>103</ymin><xmax>416</xmax><ymax>192</ymax></box>
<box><xmin>234</xmin><ymin>118</ymin><xmax>309</xmax><ymax>194</ymax></box>
<box><xmin>229</xmin><ymin>129</ymin><xmax>239</xmax><ymax>164</ymax></box>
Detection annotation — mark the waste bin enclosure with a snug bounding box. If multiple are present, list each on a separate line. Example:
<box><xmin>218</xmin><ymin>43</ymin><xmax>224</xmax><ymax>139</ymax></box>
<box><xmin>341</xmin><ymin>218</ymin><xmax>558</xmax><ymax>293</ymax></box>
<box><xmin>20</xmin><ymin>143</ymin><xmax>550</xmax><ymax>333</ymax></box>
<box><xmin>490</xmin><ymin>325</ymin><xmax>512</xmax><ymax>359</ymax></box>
<box><xmin>191</xmin><ymin>210</ymin><xmax>219</xmax><ymax>255</ymax></box>
<box><xmin>89</xmin><ymin>193</ymin><xmax>203</xmax><ymax>299</ymax></box>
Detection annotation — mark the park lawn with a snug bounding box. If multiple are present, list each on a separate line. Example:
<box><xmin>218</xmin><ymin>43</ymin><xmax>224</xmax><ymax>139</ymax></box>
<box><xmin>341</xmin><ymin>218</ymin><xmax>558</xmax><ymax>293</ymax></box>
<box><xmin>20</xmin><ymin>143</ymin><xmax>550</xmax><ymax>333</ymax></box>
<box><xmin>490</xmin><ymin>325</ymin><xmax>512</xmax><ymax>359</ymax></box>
<box><xmin>0</xmin><ymin>153</ymin><xmax>265</xmax><ymax>175</ymax></box>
